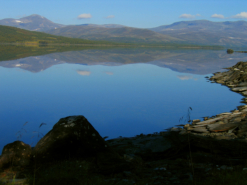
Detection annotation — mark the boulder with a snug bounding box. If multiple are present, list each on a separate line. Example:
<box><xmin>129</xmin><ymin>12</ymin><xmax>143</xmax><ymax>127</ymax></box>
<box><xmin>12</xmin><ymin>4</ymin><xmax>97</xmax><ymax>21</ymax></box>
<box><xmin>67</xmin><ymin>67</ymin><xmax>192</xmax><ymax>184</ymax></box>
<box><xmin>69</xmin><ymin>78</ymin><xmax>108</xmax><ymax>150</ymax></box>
<box><xmin>207</xmin><ymin>122</ymin><xmax>240</xmax><ymax>132</ymax></box>
<box><xmin>33</xmin><ymin>116</ymin><xmax>112</xmax><ymax>163</ymax></box>
<box><xmin>195</xmin><ymin>117</ymin><xmax>224</xmax><ymax>125</ymax></box>
<box><xmin>0</xmin><ymin>141</ymin><xmax>32</xmax><ymax>170</ymax></box>
<box><xmin>190</xmin><ymin>127</ymin><xmax>209</xmax><ymax>133</ymax></box>
<box><xmin>232</xmin><ymin>87</ymin><xmax>247</xmax><ymax>92</ymax></box>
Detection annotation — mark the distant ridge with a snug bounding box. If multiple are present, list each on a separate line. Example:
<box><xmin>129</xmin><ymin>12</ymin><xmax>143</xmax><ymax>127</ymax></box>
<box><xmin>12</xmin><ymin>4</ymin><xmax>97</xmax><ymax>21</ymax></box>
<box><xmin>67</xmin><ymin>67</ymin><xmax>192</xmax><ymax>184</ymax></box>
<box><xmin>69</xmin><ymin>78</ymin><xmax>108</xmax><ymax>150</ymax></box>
<box><xmin>1</xmin><ymin>14</ymin><xmax>247</xmax><ymax>46</ymax></box>
<box><xmin>148</xmin><ymin>20</ymin><xmax>247</xmax><ymax>46</ymax></box>
<box><xmin>0</xmin><ymin>14</ymin><xmax>65</xmax><ymax>31</ymax></box>
<box><xmin>44</xmin><ymin>25</ymin><xmax>183</xmax><ymax>44</ymax></box>
<box><xmin>78</xmin><ymin>24</ymin><xmax>125</xmax><ymax>28</ymax></box>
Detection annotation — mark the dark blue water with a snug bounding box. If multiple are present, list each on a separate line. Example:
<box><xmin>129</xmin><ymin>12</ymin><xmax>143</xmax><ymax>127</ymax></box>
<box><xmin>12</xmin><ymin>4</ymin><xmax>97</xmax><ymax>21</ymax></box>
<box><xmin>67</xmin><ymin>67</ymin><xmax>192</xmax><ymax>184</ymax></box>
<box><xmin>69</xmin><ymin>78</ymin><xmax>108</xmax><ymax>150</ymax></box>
<box><xmin>0</xmin><ymin>48</ymin><xmax>247</xmax><ymax>152</ymax></box>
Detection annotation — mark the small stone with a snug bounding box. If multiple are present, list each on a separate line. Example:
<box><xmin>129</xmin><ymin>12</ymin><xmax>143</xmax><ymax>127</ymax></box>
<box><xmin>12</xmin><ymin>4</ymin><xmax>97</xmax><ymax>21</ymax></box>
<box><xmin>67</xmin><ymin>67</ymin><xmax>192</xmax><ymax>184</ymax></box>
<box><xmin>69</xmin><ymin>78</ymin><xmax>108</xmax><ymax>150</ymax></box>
<box><xmin>228</xmin><ymin>126</ymin><xmax>238</xmax><ymax>133</ymax></box>
<box><xmin>237</xmin><ymin>82</ymin><xmax>247</xmax><ymax>87</ymax></box>
<box><xmin>232</xmin><ymin>87</ymin><xmax>247</xmax><ymax>92</ymax></box>
<box><xmin>223</xmin><ymin>118</ymin><xmax>229</xmax><ymax>124</ymax></box>
<box><xmin>207</xmin><ymin>122</ymin><xmax>240</xmax><ymax>132</ymax></box>
<box><xmin>219</xmin><ymin>112</ymin><xmax>232</xmax><ymax>115</ymax></box>
<box><xmin>192</xmin><ymin>119</ymin><xmax>200</xmax><ymax>124</ymax></box>
<box><xmin>195</xmin><ymin>117</ymin><xmax>224</xmax><ymax>125</ymax></box>
<box><xmin>179</xmin><ymin>130</ymin><xmax>187</xmax><ymax>135</ymax></box>
<box><xmin>217</xmin><ymin>121</ymin><xmax>225</xmax><ymax>124</ymax></box>
<box><xmin>241</xmin><ymin>108</ymin><xmax>247</xmax><ymax>112</ymax></box>
<box><xmin>170</xmin><ymin>127</ymin><xmax>180</xmax><ymax>132</ymax></box>
<box><xmin>191</xmin><ymin>127</ymin><xmax>209</xmax><ymax>133</ymax></box>
<box><xmin>230</xmin><ymin>117</ymin><xmax>242</xmax><ymax>122</ymax></box>
<box><xmin>184</xmin><ymin>124</ymin><xmax>190</xmax><ymax>128</ymax></box>
<box><xmin>186</xmin><ymin>127</ymin><xmax>194</xmax><ymax>130</ymax></box>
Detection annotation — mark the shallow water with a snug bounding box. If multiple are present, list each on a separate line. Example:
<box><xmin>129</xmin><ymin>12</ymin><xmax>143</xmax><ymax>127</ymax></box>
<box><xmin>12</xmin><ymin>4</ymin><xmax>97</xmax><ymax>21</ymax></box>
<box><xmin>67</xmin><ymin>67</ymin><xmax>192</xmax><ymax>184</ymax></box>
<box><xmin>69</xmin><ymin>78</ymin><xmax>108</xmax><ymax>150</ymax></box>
<box><xmin>0</xmin><ymin>48</ymin><xmax>247</xmax><ymax>152</ymax></box>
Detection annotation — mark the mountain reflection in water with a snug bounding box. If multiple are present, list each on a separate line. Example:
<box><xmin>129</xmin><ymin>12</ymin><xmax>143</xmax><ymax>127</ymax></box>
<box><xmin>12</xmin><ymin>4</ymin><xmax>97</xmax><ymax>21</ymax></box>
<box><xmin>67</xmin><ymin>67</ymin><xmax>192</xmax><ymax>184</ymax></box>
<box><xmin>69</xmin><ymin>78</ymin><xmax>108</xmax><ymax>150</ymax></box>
<box><xmin>2</xmin><ymin>48</ymin><xmax>247</xmax><ymax>74</ymax></box>
<box><xmin>0</xmin><ymin>48</ymin><xmax>246</xmax><ymax>152</ymax></box>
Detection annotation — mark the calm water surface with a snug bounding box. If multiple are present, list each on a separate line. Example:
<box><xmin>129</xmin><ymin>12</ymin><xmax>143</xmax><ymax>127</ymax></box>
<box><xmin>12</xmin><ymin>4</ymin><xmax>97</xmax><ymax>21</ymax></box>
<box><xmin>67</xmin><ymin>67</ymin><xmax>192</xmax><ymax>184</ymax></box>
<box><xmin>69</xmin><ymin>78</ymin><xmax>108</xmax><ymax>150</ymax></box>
<box><xmin>1</xmin><ymin>48</ymin><xmax>247</xmax><ymax>152</ymax></box>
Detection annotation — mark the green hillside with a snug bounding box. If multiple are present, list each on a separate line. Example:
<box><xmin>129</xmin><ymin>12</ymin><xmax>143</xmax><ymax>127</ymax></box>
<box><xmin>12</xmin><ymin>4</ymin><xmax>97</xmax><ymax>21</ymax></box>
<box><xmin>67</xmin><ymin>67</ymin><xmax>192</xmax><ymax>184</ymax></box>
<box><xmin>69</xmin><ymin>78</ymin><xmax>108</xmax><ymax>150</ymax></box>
<box><xmin>0</xmin><ymin>25</ymin><xmax>123</xmax><ymax>45</ymax></box>
<box><xmin>0</xmin><ymin>25</ymin><xmax>224</xmax><ymax>62</ymax></box>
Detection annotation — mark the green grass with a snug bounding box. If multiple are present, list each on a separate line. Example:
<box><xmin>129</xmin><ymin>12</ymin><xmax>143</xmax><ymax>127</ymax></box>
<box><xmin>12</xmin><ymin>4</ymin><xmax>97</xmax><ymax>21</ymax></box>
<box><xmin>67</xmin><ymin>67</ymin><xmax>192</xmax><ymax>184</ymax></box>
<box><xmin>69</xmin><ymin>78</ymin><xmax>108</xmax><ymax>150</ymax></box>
<box><xmin>0</xmin><ymin>25</ymin><xmax>126</xmax><ymax>46</ymax></box>
<box><xmin>2</xmin><ymin>133</ymin><xmax>247</xmax><ymax>185</ymax></box>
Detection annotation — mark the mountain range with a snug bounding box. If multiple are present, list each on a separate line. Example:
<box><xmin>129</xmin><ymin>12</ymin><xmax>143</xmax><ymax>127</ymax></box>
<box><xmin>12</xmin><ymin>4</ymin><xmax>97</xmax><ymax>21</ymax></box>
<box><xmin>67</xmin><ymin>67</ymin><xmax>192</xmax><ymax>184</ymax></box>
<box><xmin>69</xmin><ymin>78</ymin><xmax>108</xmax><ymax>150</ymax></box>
<box><xmin>45</xmin><ymin>25</ymin><xmax>182</xmax><ymax>44</ymax></box>
<box><xmin>1</xmin><ymin>14</ymin><xmax>247</xmax><ymax>47</ymax></box>
<box><xmin>148</xmin><ymin>20</ymin><xmax>247</xmax><ymax>47</ymax></box>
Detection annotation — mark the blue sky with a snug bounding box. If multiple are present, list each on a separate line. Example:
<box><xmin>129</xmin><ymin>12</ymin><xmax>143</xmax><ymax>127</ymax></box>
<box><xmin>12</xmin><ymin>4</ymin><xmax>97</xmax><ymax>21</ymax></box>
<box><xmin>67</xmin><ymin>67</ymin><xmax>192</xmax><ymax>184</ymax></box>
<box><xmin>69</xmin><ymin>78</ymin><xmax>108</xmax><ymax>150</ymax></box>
<box><xmin>1</xmin><ymin>0</ymin><xmax>247</xmax><ymax>28</ymax></box>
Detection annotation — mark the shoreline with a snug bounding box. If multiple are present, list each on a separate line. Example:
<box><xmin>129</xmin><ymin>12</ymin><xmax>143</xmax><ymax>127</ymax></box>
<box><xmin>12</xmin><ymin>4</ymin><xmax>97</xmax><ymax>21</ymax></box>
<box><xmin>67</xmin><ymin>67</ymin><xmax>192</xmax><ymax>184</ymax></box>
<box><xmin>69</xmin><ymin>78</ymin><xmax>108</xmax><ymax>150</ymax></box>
<box><xmin>172</xmin><ymin>61</ymin><xmax>247</xmax><ymax>139</ymax></box>
<box><xmin>2</xmin><ymin>61</ymin><xmax>247</xmax><ymax>184</ymax></box>
<box><xmin>107</xmin><ymin>61</ymin><xmax>247</xmax><ymax>142</ymax></box>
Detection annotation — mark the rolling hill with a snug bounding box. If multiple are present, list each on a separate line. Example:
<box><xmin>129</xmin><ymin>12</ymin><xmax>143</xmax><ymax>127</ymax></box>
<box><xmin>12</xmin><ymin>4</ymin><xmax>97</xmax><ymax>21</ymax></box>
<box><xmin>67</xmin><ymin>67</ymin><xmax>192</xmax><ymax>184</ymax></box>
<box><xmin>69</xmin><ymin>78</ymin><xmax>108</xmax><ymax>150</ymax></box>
<box><xmin>0</xmin><ymin>25</ymin><xmax>122</xmax><ymax>45</ymax></box>
<box><xmin>44</xmin><ymin>25</ymin><xmax>183</xmax><ymax>44</ymax></box>
<box><xmin>149</xmin><ymin>20</ymin><xmax>247</xmax><ymax>47</ymax></box>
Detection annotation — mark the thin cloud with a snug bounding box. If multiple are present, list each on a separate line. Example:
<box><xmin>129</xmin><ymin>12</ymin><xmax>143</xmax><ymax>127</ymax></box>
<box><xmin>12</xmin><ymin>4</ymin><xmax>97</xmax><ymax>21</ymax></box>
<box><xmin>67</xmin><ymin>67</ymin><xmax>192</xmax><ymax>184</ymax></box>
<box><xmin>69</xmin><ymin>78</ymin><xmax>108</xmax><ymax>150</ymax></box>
<box><xmin>211</xmin><ymin>14</ymin><xmax>225</xmax><ymax>19</ymax></box>
<box><xmin>232</xmin><ymin>12</ymin><xmax>247</xmax><ymax>19</ymax></box>
<box><xmin>77</xmin><ymin>13</ymin><xmax>92</xmax><ymax>19</ymax></box>
<box><xmin>77</xmin><ymin>70</ymin><xmax>91</xmax><ymax>76</ymax></box>
<box><xmin>179</xmin><ymin>14</ymin><xmax>195</xmax><ymax>18</ymax></box>
<box><xmin>106</xmin><ymin>15</ymin><xmax>115</xmax><ymax>19</ymax></box>
<box><xmin>179</xmin><ymin>14</ymin><xmax>201</xmax><ymax>19</ymax></box>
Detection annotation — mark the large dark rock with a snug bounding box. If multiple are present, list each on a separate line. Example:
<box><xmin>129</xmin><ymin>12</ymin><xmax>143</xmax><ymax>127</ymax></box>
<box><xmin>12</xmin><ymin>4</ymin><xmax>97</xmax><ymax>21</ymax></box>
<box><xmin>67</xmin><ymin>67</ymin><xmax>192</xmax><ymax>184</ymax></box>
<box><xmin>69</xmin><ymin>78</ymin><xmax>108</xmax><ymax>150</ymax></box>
<box><xmin>33</xmin><ymin>116</ymin><xmax>112</xmax><ymax>163</ymax></box>
<box><xmin>0</xmin><ymin>141</ymin><xmax>32</xmax><ymax>170</ymax></box>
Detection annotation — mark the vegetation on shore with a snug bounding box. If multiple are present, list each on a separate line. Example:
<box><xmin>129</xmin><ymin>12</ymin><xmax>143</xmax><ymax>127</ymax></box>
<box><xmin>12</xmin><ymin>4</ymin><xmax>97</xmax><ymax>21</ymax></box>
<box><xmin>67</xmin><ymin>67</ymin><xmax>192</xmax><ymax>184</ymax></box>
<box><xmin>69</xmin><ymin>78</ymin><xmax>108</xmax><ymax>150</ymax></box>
<box><xmin>227</xmin><ymin>48</ymin><xmax>234</xmax><ymax>54</ymax></box>
<box><xmin>236</xmin><ymin>51</ymin><xmax>247</xmax><ymax>53</ymax></box>
<box><xmin>227</xmin><ymin>48</ymin><xmax>247</xmax><ymax>54</ymax></box>
<box><xmin>0</xmin><ymin>41</ymin><xmax>224</xmax><ymax>63</ymax></box>
<box><xmin>0</xmin><ymin>44</ymin><xmax>127</xmax><ymax>62</ymax></box>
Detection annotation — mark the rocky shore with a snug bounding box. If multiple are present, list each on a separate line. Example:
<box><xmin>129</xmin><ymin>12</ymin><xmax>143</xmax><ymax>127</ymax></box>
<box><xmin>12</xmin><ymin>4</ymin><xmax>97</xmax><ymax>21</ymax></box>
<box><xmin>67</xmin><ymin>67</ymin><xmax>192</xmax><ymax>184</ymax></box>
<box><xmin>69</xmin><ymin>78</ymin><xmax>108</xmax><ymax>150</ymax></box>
<box><xmin>2</xmin><ymin>61</ymin><xmax>247</xmax><ymax>185</ymax></box>
<box><xmin>179</xmin><ymin>61</ymin><xmax>247</xmax><ymax>138</ymax></box>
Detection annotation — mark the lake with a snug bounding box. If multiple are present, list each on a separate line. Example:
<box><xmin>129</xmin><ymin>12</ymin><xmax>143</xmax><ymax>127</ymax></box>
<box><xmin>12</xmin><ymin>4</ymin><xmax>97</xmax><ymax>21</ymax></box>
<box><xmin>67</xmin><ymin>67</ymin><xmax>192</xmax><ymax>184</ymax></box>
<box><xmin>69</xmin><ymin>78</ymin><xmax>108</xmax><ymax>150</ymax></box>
<box><xmin>1</xmin><ymin>47</ymin><xmax>247</xmax><ymax>152</ymax></box>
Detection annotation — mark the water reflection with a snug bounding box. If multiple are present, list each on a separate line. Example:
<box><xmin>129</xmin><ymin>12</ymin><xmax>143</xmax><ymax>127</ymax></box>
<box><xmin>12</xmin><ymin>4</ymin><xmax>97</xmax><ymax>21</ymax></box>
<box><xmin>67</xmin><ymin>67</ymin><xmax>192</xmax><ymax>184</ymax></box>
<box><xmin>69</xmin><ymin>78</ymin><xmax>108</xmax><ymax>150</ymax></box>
<box><xmin>1</xmin><ymin>48</ymin><xmax>247</xmax><ymax>74</ymax></box>
<box><xmin>0</xmin><ymin>48</ymin><xmax>246</xmax><ymax>152</ymax></box>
